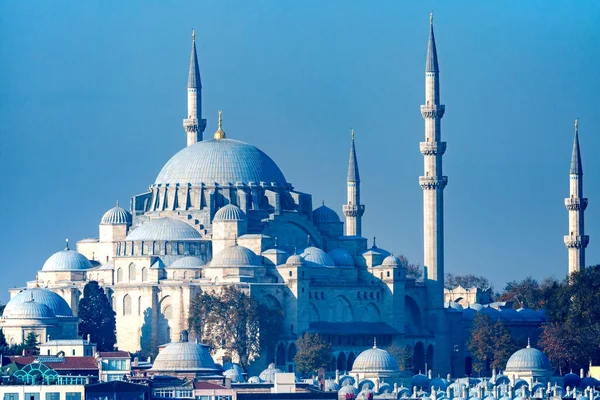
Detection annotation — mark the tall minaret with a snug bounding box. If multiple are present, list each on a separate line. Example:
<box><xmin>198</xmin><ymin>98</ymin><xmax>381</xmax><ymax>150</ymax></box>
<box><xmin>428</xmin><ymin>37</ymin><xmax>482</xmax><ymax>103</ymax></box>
<box><xmin>343</xmin><ymin>130</ymin><xmax>365</xmax><ymax>236</ymax></box>
<box><xmin>183</xmin><ymin>29</ymin><xmax>207</xmax><ymax>146</ymax></box>
<box><xmin>420</xmin><ymin>14</ymin><xmax>447</xmax><ymax>306</ymax></box>
<box><xmin>564</xmin><ymin>119</ymin><xmax>589</xmax><ymax>275</ymax></box>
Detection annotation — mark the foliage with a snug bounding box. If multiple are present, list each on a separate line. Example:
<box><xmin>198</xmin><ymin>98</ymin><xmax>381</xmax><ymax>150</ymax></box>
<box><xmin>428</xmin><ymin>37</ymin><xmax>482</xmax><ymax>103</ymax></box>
<box><xmin>398</xmin><ymin>255</ymin><xmax>423</xmax><ymax>282</ymax></box>
<box><xmin>387</xmin><ymin>341</ymin><xmax>414</xmax><ymax>371</ymax></box>
<box><xmin>24</xmin><ymin>332</ymin><xmax>39</xmax><ymax>354</ymax></box>
<box><xmin>188</xmin><ymin>286</ymin><xmax>284</xmax><ymax>368</ymax></box>
<box><xmin>78</xmin><ymin>281</ymin><xmax>116</xmax><ymax>352</ymax></box>
<box><xmin>541</xmin><ymin>266</ymin><xmax>600</xmax><ymax>368</ymax></box>
<box><xmin>468</xmin><ymin>313</ymin><xmax>516</xmax><ymax>375</ymax></box>
<box><xmin>0</xmin><ymin>344</ymin><xmax>26</xmax><ymax>356</ymax></box>
<box><xmin>497</xmin><ymin>276</ymin><xmax>559</xmax><ymax>310</ymax></box>
<box><xmin>0</xmin><ymin>329</ymin><xmax>6</xmax><ymax>347</ymax></box>
<box><xmin>294</xmin><ymin>332</ymin><xmax>332</xmax><ymax>376</ymax></box>
<box><xmin>445</xmin><ymin>273</ymin><xmax>491</xmax><ymax>290</ymax></box>
<box><xmin>0</xmin><ymin>303</ymin><xmax>4</xmax><ymax>316</ymax></box>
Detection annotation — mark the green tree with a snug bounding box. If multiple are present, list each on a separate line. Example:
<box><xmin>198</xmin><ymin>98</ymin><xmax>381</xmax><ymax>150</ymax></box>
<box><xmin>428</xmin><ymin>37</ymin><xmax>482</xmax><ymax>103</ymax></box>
<box><xmin>294</xmin><ymin>332</ymin><xmax>332</xmax><ymax>376</ymax></box>
<box><xmin>538</xmin><ymin>321</ymin><xmax>581</xmax><ymax>375</ymax></box>
<box><xmin>387</xmin><ymin>341</ymin><xmax>414</xmax><ymax>371</ymax></box>
<box><xmin>398</xmin><ymin>256</ymin><xmax>423</xmax><ymax>282</ymax></box>
<box><xmin>78</xmin><ymin>281</ymin><xmax>116</xmax><ymax>351</ymax></box>
<box><xmin>497</xmin><ymin>276</ymin><xmax>558</xmax><ymax>310</ymax></box>
<box><xmin>0</xmin><ymin>329</ymin><xmax>7</xmax><ymax>347</ymax></box>
<box><xmin>446</xmin><ymin>273</ymin><xmax>491</xmax><ymax>290</ymax></box>
<box><xmin>468</xmin><ymin>314</ymin><xmax>515</xmax><ymax>375</ymax></box>
<box><xmin>188</xmin><ymin>286</ymin><xmax>284</xmax><ymax>368</ymax></box>
<box><xmin>24</xmin><ymin>332</ymin><xmax>39</xmax><ymax>354</ymax></box>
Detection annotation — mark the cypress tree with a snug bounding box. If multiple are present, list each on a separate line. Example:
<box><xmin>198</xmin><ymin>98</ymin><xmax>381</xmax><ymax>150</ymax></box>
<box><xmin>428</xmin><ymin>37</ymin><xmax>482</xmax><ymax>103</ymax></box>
<box><xmin>78</xmin><ymin>281</ymin><xmax>116</xmax><ymax>351</ymax></box>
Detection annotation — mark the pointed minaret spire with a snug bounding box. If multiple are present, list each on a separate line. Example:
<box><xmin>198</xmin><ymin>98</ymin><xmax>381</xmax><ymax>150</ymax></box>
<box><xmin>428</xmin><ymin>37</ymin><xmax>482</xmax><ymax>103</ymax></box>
<box><xmin>183</xmin><ymin>29</ymin><xmax>207</xmax><ymax>146</ymax></box>
<box><xmin>420</xmin><ymin>13</ymin><xmax>447</xmax><ymax>308</ymax></box>
<box><xmin>565</xmin><ymin>118</ymin><xmax>589</xmax><ymax>275</ymax></box>
<box><xmin>343</xmin><ymin>129</ymin><xmax>365</xmax><ymax>236</ymax></box>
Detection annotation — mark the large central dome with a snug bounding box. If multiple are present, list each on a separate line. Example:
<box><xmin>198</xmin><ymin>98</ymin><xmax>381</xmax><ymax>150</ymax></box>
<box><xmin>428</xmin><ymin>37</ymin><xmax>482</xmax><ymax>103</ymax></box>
<box><xmin>155</xmin><ymin>139</ymin><xmax>287</xmax><ymax>186</ymax></box>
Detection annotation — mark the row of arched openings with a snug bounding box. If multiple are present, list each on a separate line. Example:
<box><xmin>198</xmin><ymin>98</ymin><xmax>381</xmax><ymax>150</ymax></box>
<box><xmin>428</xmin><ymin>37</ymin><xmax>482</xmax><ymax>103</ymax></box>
<box><xmin>275</xmin><ymin>343</ymin><xmax>297</xmax><ymax>367</ymax></box>
<box><xmin>116</xmin><ymin>263</ymin><xmax>147</xmax><ymax>283</ymax></box>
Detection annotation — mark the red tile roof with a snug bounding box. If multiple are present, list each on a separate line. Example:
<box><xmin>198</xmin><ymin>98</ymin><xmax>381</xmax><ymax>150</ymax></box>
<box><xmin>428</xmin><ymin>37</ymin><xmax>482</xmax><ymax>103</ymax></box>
<box><xmin>7</xmin><ymin>356</ymin><xmax>98</xmax><ymax>371</ymax></box>
<box><xmin>98</xmin><ymin>351</ymin><xmax>130</xmax><ymax>358</ymax></box>
<box><xmin>193</xmin><ymin>381</ymin><xmax>226</xmax><ymax>390</ymax></box>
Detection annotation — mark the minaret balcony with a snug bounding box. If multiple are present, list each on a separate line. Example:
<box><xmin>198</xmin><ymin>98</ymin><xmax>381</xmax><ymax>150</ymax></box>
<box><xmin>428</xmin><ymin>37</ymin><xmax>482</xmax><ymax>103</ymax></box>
<box><xmin>564</xmin><ymin>235</ymin><xmax>589</xmax><ymax>249</ymax></box>
<box><xmin>420</xmin><ymin>142</ymin><xmax>446</xmax><ymax>156</ymax></box>
<box><xmin>343</xmin><ymin>204</ymin><xmax>365</xmax><ymax>218</ymax></box>
<box><xmin>420</xmin><ymin>104</ymin><xmax>445</xmax><ymax>119</ymax></box>
<box><xmin>183</xmin><ymin>118</ymin><xmax>199</xmax><ymax>132</ymax></box>
<box><xmin>419</xmin><ymin>176</ymin><xmax>448</xmax><ymax>190</ymax></box>
<box><xmin>565</xmin><ymin>198</ymin><xmax>588</xmax><ymax>211</ymax></box>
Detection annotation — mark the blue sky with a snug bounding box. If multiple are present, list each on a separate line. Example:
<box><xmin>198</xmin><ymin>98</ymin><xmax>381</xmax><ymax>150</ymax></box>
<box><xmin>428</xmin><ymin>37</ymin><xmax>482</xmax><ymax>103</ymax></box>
<box><xmin>1</xmin><ymin>1</ymin><xmax>599</xmax><ymax>301</ymax></box>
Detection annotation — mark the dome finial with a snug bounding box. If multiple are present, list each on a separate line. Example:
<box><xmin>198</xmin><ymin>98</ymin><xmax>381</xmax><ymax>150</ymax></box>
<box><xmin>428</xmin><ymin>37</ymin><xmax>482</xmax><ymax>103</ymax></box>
<box><xmin>274</xmin><ymin>237</ymin><xmax>278</xmax><ymax>247</ymax></box>
<box><xmin>307</xmin><ymin>234</ymin><xmax>311</xmax><ymax>246</ymax></box>
<box><xmin>35</xmin><ymin>274</ymin><xmax>40</xmax><ymax>288</ymax></box>
<box><xmin>65</xmin><ymin>238</ymin><xmax>70</xmax><ymax>251</ymax></box>
<box><xmin>430</xmin><ymin>12</ymin><xmax>433</xmax><ymax>25</ymax></box>
<box><xmin>192</xmin><ymin>29</ymin><xmax>195</xmax><ymax>42</ymax></box>
<box><xmin>373</xmin><ymin>236</ymin><xmax>377</xmax><ymax>248</ymax></box>
<box><xmin>527</xmin><ymin>337</ymin><xmax>531</xmax><ymax>348</ymax></box>
<box><xmin>373</xmin><ymin>336</ymin><xmax>377</xmax><ymax>348</ymax></box>
<box><xmin>214</xmin><ymin>110</ymin><xmax>226</xmax><ymax>140</ymax></box>
<box><xmin>116</xmin><ymin>200</ymin><xmax>119</xmax><ymax>207</ymax></box>
<box><xmin>351</xmin><ymin>129</ymin><xmax>355</xmax><ymax>141</ymax></box>
<box><xmin>575</xmin><ymin>118</ymin><xmax>579</xmax><ymax>134</ymax></box>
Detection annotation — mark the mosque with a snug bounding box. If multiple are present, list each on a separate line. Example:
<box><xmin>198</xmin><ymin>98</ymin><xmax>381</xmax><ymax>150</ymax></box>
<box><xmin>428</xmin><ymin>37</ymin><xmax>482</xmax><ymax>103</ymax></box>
<box><xmin>0</xmin><ymin>16</ymin><xmax>586</xmax><ymax>379</ymax></box>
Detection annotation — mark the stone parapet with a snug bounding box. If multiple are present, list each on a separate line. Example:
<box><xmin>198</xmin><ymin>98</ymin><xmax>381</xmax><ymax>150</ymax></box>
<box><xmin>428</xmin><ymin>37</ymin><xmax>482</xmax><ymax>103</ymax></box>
<box><xmin>343</xmin><ymin>204</ymin><xmax>365</xmax><ymax>218</ymax></box>
<box><xmin>564</xmin><ymin>235</ymin><xmax>590</xmax><ymax>249</ymax></box>
<box><xmin>420</xmin><ymin>104</ymin><xmax>445</xmax><ymax>119</ymax></box>
<box><xmin>419</xmin><ymin>176</ymin><xmax>448</xmax><ymax>190</ymax></box>
<box><xmin>565</xmin><ymin>197</ymin><xmax>588</xmax><ymax>211</ymax></box>
<box><xmin>420</xmin><ymin>142</ymin><xmax>447</xmax><ymax>156</ymax></box>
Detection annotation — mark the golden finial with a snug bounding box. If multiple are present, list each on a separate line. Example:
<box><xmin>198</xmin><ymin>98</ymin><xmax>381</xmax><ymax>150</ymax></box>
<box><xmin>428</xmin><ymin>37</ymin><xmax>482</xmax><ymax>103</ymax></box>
<box><xmin>575</xmin><ymin>118</ymin><xmax>579</xmax><ymax>134</ymax></box>
<box><xmin>213</xmin><ymin>110</ymin><xmax>226</xmax><ymax>140</ymax></box>
<box><xmin>35</xmin><ymin>274</ymin><xmax>40</xmax><ymax>288</ymax></box>
<box><xmin>351</xmin><ymin>129</ymin><xmax>355</xmax><ymax>140</ymax></box>
<box><xmin>192</xmin><ymin>29</ymin><xmax>195</xmax><ymax>42</ymax></box>
<box><xmin>430</xmin><ymin>12</ymin><xmax>433</xmax><ymax>25</ymax></box>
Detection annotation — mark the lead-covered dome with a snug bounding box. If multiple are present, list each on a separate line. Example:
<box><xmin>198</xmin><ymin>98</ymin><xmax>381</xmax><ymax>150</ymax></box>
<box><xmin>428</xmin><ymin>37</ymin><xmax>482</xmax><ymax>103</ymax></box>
<box><xmin>214</xmin><ymin>204</ymin><xmax>246</xmax><ymax>222</ymax></box>
<box><xmin>42</xmin><ymin>248</ymin><xmax>92</xmax><ymax>272</ymax></box>
<box><xmin>151</xmin><ymin>331</ymin><xmax>219</xmax><ymax>373</ymax></box>
<box><xmin>126</xmin><ymin>217</ymin><xmax>201</xmax><ymax>241</ymax></box>
<box><xmin>210</xmin><ymin>245</ymin><xmax>260</xmax><ymax>267</ymax></box>
<box><xmin>169</xmin><ymin>256</ymin><xmax>206</xmax><ymax>269</ymax></box>
<box><xmin>3</xmin><ymin>299</ymin><xmax>56</xmax><ymax>319</ymax></box>
<box><xmin>155</xmin><ymin>139</ymin><xmax>287</xmax><ymax>187</ymax></box>
<box><xmin>4</xmin><ymin>288</ymin><xmax>73</xmax><ymax>317</ymax></box>
<box><xmin>505</xmin><ymin>343</ymin><xmax>551</xmax><ymax>372</ymax></box>
<box><xmin>100</xmin><ymin>204</ymin><xmax>132</xmax><ymax>225</ymax></box>
<box><xmin>301</xmin><ymin>246</ymin><xmax>335</xmax><ymax>267</ymax></box>
<box><xmin>351</xmin><ymin>346</ymin><xmax>400</xmax><ymax>373</ymax></box>
<box><xmin>328</xmin><ymin>248</ymin><xmax>354</xmax><ymax>267</ymax></box>
<box><xmin>312</xmin><ymin>204</ymin><xmax>340</xmax><ymax>225</ymax></box>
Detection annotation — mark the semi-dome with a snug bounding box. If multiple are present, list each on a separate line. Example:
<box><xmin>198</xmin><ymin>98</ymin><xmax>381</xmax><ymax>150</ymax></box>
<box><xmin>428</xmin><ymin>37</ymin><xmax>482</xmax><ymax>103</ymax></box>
<box><xmin>210</xmin><ymin>245</ymin><xmax>260</xmax><ymax>267</ymax></box>
<box><xmin>381</xmin><ymin>255</ymin><xmax>403</xmax><ymax>268</ymax></box>
<box><xmin>259</xmin><ymin>363</ymin><xmax>282</xmax><ymax>383</ymax></box>
<box><xmin>169</xmin><ymin>256</ymin><xmax>206</xmax><ymax>269</ymax></box>
<box><xmin>42</xmin><ymin>247</ymin><xmax>92</xmax><ymax>272</ymax></box>
<box><xmin>155</xmin><ymin>139</ymin><xmax>287</xmax><ymax>187</ymax></box>
<box><xmin>351</xmin><ymin>345</ymin><xmax>400</xmax><ymax>373</ymax></box>
<box><xmin>100</xmin><ymin>204</ymin><xmax>132</xmax><ymax>225</ymax></box>
<box><xmin>3</xmin><ymin>299</ymin><xmax>56</xmax><ymax>319</ymax></box>
<box><xmin>151</xmin><ymin>331</ymin><xmax>219</xmax><ymax>373</ymax></box>
<box><xmin>214</xmin><ymin>204</ymin><xmax>246</xmax><ymax>222</ymax></box>
<box><xmin>301</xmin><ymin>246</ymin><xmax>335</xmax><ymax>267</ymax></box>
<box><xmin>328</xmin><ymin>248</ymin><xmax>354</xmax><ymax>267</ymax></box>
<box><xmin>125</xmin><ymin>217</ymin><xmax>201</xmax><ymax>241</ymax></box>
<box><xmin>286</xmin><ymin>254</ymin><xmax>304</xmax><ymax>266</ymax></box>
<box><xmin>4</xmin><ymin>288</ymin><xmax>73</xmax><ymax>317</ymax></box>
<box><xmin>312</xmin><ymin>204</ymin><xmax>340</xmax><ymax>225</ymax></box>
<box><xmin>505</xmin><ymin>342</ymin><xmax>551</xmax><ymax>372</ymax></box>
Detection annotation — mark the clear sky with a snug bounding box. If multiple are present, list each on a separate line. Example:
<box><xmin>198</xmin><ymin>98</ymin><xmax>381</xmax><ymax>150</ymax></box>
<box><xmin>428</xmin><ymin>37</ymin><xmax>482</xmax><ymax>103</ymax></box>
<box><xmin>1</xmin><ymin>1</ymin><xmax>599</xmax><ymax>302</ymax></box>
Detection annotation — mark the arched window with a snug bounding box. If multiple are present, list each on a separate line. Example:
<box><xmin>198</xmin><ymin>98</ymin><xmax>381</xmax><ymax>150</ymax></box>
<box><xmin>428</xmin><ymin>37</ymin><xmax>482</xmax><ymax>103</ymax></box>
<box><xmin>141</xmin><ymin>267</ymin><xmax>147</xmax><ymax>282</ymax></box>
<box><xmin>138</xmin><ymin>296</ymin><xmax>142</xmax><ymax>316</ymax></box>
<box><xmin>183</xmin><ymin>271</ymin><xmax>188</xmax><ymax>279</ymax></box>
<box><xmin>116</xmin><ymin>268</ymin><xmax>123</xmax><ymax>283</ymax></box>
<box><xmin>123</xmin><ymin>294</ymin><xmax>132</xmax><ymax>316</ymax></box>
<box><xmin>128</xmin><ymin>263</ymin><xmax>136</xmax><ymax>282</ymax></box>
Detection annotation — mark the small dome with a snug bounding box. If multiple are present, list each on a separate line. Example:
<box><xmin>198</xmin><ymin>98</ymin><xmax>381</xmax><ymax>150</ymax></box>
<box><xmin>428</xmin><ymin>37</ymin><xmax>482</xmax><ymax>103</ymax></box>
<box><xmin>210</xmin><ymin>245</ymin><xmax>260</xmax><ymax>267</ymax></box>
<box><xmin>151</xmin><ymin>331</ymin><xmax>219</xmax><ymax>373</ymax></box>
<box><xmin>431</xmin><ymin>378</ymin><xmax>450</xmax><ymax>390</ymax></box>
<box><xmin>301</xmin><ymin>246</ymin><xmax>335</xmax><ymax>267</ymax></box>
<box><xmin>42</xmin><ymin>248</ymin><xmax>92</xmax><ymax>272</ymax></box>
<box><xmin>247</xmin><ymin>376</ymin><xmax>262</xmax><ymax>384</ymax></box>
<box><xmin>564</xmin><ymin>372</ymin><xmax>581</xmax><ymax>388</ymax></box>
<box><xmin>339</xmin><ymin>383</ymin><xmax>359</xmax><ymax>396</ymax></box>
<box><xmin>498</xmin><ymin>308</ymin><xmax>523</xmax><ymax>321</ymax></box>
<box><xmin>223</xmin><ymin>367</ymin><xmax>244</xmax><ymax>383</ymax></box>
<box><xmin>312</xmin><ymin>204</ymin><xmax>340</xmax><ymax>225</ymax></box>
<box><xmin>3</xmin><ymin>299</ymin><xmax>55</xmax><ymax>319</ymax></box>
<box><xmin>328</xmin><ymin>248</ymin><xmax>354</xmax><ymax>267</ymax></box>
<box><xmin>516</xmin><ymin>307</ymin><xmax>544</xmax><ymax>321</ymax></box>
<box><xmin>286</xmin><ymin>254</ymin><xmax>304</xmax><ymax>266</ymax></box>
<box><xmin>351</xmin><ymin>346</ymin><xmax>400</xmax><ymax>373</ymax></box>
<box><xmin>4</xmin><ymin>288</ymin><xmax>73</xmax><ymax>317</ymax></box>
<box><xmin>126</xmin><ymin>217</ymin><xmax>201</xmax><ymax>241</ymax></box>
<box><xmin>412</xmin><ymin>373</ymin><xmax>431</xmax><ymax>389</ymax></box>
<box><xmin>259</xmin><ymin>363</ymin><xmax>282</xmax><ymax>383</ymax></box>
<box><xmin>324</xmin><ymin>380</ymin><xmax>340</xmax><ymax>392</ymax></box>
<box><xmin>381</xmin><ymin>255</ymin><xmax>403</xmax><ymax>268</ymax></box>
<box><xmin>214</xmin><ymin>204</ymin><xmax>247</xmax><ymax>222</ymax></box>
<box><xmin>445</xmin><ymin>301</ymin><xmax>464</xmax><ymax>311</ymax></box>
<box><xmin>505</xmin><ymin>343</ymin><xmax>551</xmax><ymax>372</ymax></box>
<box><xmin>169</xmin><ymin>256</ymin><xmax>206</xmax><ymax>269</ymax></box>
<box><xmin>469</xmin><ymin>303</ymin><xmax>484</xmax><ymax>311</ymax></box>
<box><xmin>100</xmin><ymin>204</ymin><xmax>132</xmax><ymax>225</ymax></box>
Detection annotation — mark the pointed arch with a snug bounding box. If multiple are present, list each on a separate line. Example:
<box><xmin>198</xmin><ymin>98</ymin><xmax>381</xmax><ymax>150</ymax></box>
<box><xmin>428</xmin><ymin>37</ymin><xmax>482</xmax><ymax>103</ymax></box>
<box><xmin>426</xmin><ymin>344</ymin><xmax>434</xmax><ymax>371</ymax></box>
<box><xmin>347</xmin><ymin>352</ymin><xmax>355</xmax><ymax>371</ymax></box>
<box><xmin>116</xmin><ymin>268</ymin><xmax>123</xmax><ymax>283</ymax></box>
<box><xmin>128</xmin><ymin>263</ymin><xmax>136</xmax><ymax>282</ymax></box>
<box><xmin>365</xmin><ymin>302</ymin><xmax>381</xmax><ymax>322</ymax></box>
<box><xmin>309</xmin><ymin>303</ymin><xmax>320</xmax><ymax>323</ymax></box>
<box><xmin>337</xmin><ymin>352</ymin><xmax>347</xmax><ymax>372</ymax></box>
<box><xmin>141</xmin><ymin>267</ymin><xmax>147</xmax><ymax>282</ymax></box>
<box><xmin>123</xmin><ymin>294</ymin><xmax>132</xmax><ymax>316</ymax></box>
<box><xmin>332</xmin><ymin>295</ymin><xmax>353</xmax><ymax>322</ymax></box>
<box><xmin>287</xmin><ymin>343</ymin><xmax>297</xmax><ymax>362</ymax></box>
<box><xmin>276</xmin><ymin>343</ymin><xmax>286</xmax><ymax>367</ymax></box>
<box><xmin>413</xmin><ymin>341</ymin><xmax>425</xmax><ymax>374</ymax></box>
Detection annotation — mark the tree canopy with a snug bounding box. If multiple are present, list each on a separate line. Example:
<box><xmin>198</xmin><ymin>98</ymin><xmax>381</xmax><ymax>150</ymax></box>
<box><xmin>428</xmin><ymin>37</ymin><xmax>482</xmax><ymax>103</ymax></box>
<box><xmin>445</xmin><ymin>273</ymin><xmax>491</xmax><ymax>290</ymax></box>
<box><xmin>78</xmin><ymin>281</ymin><xmax>116</xmax><ymax>352</ymax></box>
<box><xmin>294</xmin><ymin>332</ymin><xmax>332</xmax><ymax>376</ymax></box>
<box><xmin>24</xmin><ymin>332</ymin><xmax>39</xmax><ymax>354</ymax></box>
<box><xmin>188</xmin><ymin>286</ymin><xmax>284</xmax><ymax>368</ymax></box>
<box><xmin>496</xmin><ymin>276</ymin><xmax>559</xmax><ymax>310</ymax></box>
<box><xmin>468</xmin><ymin>313</ymin><xmax>516</xmax><ymax>375</ymax></box>
<box><xmin>398</xmin><ymin>255</ymin><xmax>423</xmax><ymax>282</ymax></box>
